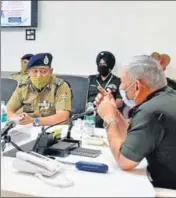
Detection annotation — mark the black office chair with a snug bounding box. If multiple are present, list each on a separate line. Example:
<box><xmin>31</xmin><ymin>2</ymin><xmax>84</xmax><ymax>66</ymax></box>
<box><xmin>1</xmin><ymin>71</ymin><xmax>15</xmax><ymax>78</ymax></box>
<box><xmin>1</xmin><ymin>78</ymin><xmax>18</xmax><ymax>103</ymax></box>
<box><xmin>56</xmin><ymin>74</ymin><xmax>89</xmax><ymax>115</ymax></box>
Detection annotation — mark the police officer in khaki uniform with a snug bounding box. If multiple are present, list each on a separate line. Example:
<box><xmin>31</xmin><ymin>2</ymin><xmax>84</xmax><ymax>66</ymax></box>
<box><xmin>7</xmin><ymin>53</ymin><xmax>71</xmax><ymax>126</ymax></box>
<box><xmin>10</xmin><ymin>54</ymin><xmax>33</xmax><ymax>82</ymax></box>
<box><xmin>151</xmin><ymin>52</ymin><xmax>176</xmax><ymax>90</ymax></box>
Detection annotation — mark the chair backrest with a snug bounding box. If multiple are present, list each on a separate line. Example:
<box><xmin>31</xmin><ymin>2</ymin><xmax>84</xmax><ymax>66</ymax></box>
<box><xmin>1</xmin><ymin>78</ymin><xmax>18</xmax><ymax>103</ymax></box>
<box><xmin>155</xmin><ymin>187</ymin><xmax>176</xmax><ymax>197</ymax></box>
<box><xmin>56</xmin><ymin>74</ymin><xmax>89</xmax><ymax>115</ymax></box>
<box><xmin>1</xmin><ymin>71</ymin><xmax>15</xmax><ymax>78</ymax></box>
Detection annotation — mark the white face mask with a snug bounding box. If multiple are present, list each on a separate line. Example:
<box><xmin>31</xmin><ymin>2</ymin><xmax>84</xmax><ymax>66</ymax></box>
<box><xmin>119</xmin><ymin>82</ymin><xmax>136</xmax><ymax>108</ymax></box>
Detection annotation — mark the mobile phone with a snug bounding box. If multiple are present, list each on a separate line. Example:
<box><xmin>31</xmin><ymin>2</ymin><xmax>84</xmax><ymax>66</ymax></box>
<box><xmin>97</xmin><ymin>86</ymin><xmax>110</xmax><ymax>96</ymax></box>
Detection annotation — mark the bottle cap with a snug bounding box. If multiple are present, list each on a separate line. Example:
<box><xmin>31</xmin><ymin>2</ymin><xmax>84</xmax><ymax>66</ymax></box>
<box><xmin>1</xmin><ymin>101</ymin><xmax>5</xmax><ymax>105</ymax></box>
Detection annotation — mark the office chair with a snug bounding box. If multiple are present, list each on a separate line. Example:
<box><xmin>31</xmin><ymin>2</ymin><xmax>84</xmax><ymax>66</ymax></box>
<box><xmin>56</xmin><ymin>74</ymin><xmax>89</xmax><ymax>115</ymax></box>
<box><xmin>1</xmin><ymin>71</ymin><xmax>15</xmax><ymax>78</ymax></box>
<box><xmin>155</xmin><ymin>187</ymin><xmax>176</xmax><ymax>197</ymax></box>
<box><xmin>1</xmin><ymin>78</ymin><xmax>18</xmax><ymax>103</ymax></box>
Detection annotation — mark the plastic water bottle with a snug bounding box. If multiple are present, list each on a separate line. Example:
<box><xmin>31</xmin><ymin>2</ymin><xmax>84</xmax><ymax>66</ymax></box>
<box><xmin>84</xmin><ymin>102</ymin><xmax>96</xmax><ymax>136</ymax></box>
<box><xmin>1</xmin><ymin>101</ymin><xmax>7</xmax><ymax>123</ymax></box>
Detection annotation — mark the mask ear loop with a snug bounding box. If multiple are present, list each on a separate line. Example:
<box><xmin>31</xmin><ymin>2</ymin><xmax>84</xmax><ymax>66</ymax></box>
<box><xmin>124</xmin><ymin>81</ymin><xmax>136</xmax><ymax>92</ymax></box>
<box><xmin>124</xmin><ymin>81</ymin><xmax>139</xmax><ymax>102</ymax></box>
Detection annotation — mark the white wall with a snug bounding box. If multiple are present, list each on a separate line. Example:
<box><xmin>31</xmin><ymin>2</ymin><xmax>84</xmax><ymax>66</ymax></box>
<box><xmin>1</xmin><ymin>1</ymin><xmax>176</xmax><ymax>78</ymax></box>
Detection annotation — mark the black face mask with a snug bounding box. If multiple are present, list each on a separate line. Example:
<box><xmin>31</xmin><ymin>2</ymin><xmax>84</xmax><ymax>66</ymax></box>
<box><xmin>98</xmin><ymin>65</ymin><xmax>110</xmax><ymax>77</ymax></box>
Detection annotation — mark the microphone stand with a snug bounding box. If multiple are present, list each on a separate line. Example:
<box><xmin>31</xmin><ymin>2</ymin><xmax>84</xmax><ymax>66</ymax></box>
<box><xmin>3</xmin><ymin>135</ymin><xmax>24</xmax><ymax>152</ymax></box>
<box><xmin>61</xmin><ymin>115</ymin><xmax>83</xmax><ymax>147</ymax></box>
<box><xmin>1</xmin><ymin>122</ymin><xmax>24</xmax><ymax>153</ymax></box>
<box><xmin>32</xmin><ymin>119</ymin><xmax>70</xmax><ymax>155</ymax></box>
<box><xmin>33</xmin><ymin>110</ymin><xmax>94</xmax><ymax>157</ymax></box>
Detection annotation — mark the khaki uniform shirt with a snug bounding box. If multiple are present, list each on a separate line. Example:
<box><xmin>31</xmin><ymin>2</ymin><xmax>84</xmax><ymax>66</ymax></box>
<box><xmin>10</xmin><ymin>72</ymin><xmax>29</xmax><ymax>83</ymax></box>
<box><xmin>7</xmin><ymin>75</ymin><xmax>71</xmax><ymax>118</ymax></box>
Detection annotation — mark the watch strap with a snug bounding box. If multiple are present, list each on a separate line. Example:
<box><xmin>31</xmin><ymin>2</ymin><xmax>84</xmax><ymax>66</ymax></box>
<box><xmin>103</xmin><ymin>117</ymin><xmax>117</xmax><ymax>130</ymax></box>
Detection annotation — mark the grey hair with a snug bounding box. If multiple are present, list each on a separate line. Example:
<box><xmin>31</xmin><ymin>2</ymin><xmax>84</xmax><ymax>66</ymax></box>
<box><xmin>122</xmin><ymin>55</ymin><xmax>167</xmax><ymax>89</ymax></box>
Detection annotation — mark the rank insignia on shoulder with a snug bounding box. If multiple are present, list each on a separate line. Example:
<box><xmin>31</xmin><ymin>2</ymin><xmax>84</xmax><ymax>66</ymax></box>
<box><xmin>60</xmin><ymin>94</ymin><xmax>68</xmax><ymax>99</ymax></box>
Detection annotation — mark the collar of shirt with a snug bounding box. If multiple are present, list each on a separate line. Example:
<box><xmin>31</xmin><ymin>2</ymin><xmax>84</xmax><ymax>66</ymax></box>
<box><xmin>96</xmin><ymin>73</ymin><xmax>113</xmax><ymax>83</ymax></box>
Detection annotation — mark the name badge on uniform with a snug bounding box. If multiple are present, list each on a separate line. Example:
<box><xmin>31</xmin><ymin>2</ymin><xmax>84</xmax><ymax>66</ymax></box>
<box><xmin>90</xmin><ymin>84</ymin><xmax>97</xmax><ymax>87</ymax></box>
<box><xmin>38</xmin><ymin>100</ymin><xmax>47</xmax><ymax>107</ymax></box>
<box><xmin>38</xmin><ymin>100</ymin><xmax>54</xmax><ymax>109</ymax></box>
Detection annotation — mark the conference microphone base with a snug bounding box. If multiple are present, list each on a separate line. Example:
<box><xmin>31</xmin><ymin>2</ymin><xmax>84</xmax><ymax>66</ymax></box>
<box><xmin>45</xmin><ymin>138</ymin><xmax>82</xmax><ymax>158</ymax></box>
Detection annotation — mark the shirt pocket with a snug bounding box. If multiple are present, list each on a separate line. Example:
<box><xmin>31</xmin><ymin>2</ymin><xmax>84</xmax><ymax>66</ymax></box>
<box><xmin>89</xmin><ymin>84</ymin><xmax>98</xmax><ymax>96</ymax></box>
<box><xmin>22</xmin><ymin>103</ymin><xmax>34</xmax><ymax>113</ymax></box>
<box><xmin>39</xmin><ymin>102</ymin><xmax>56</xmax><ymax>117</ymax></box>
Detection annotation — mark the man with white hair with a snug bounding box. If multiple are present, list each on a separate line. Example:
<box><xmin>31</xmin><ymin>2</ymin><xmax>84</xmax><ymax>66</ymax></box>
<box><xmin>95</xmin><ymin>55</ymin><xmax>176</xmax><ymax>189</ymax></box>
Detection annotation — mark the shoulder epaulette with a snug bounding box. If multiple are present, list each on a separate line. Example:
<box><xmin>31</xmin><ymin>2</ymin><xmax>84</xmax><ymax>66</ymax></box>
<box><xmin>11</xmin><ymin>72</ymin><xmax>21</xmax><ymax>76</ymax></box>
<box><xmin>53</xmin><ymin>76</ymin><xmax>65</xmax><ymax>86</ymax></box>
<box><xmin>88</xmin><ymin>74</ymin><xmax>97</xmax><ymax>80</ymax></box>
<box><xmin>18</xmin><ymin>78</ymin><xmax>30</xmax><ymax>87</ymax></box>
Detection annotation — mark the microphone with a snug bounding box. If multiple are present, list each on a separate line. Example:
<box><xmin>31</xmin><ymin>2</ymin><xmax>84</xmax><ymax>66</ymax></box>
<box><xmin>70</xmin><ymin>109</ymin><xmax>94</xmax><ymax>121</ymax></box>
<box><xmin>66</xmin><ymin>109</ymin><xmax>95</xmax><ymax>139</ymax></box>
<box><xmin>42</xmin><ymin>109</ymin><xmax>95</xmax><ymax>135</ymax></box>
<box><xmin>32</xmin><ymin>110</ymin><xmax>95</xmax><ymax>157</ymax></box>
<box><xmin>32</xmin><ymin>120</ymin><xmax>68</xmax><ymax>155</ymax></box>
<box><xmin>1</xmin><ymin>121</ymin><xmax>16</xmax><ymax>137</ymax></box>
<box><xmin>1</xmin><ymin>121</ymin><xmax>24</xmax><ymax>152</ymax></box>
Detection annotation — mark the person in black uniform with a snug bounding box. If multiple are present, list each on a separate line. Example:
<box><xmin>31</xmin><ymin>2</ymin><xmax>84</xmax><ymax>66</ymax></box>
<box><xmin>96</xmin><ymin>55</ymin><xmax>176</xmax><ymax>189</ymax></box>
<box><xmin>87</xmin><ymin>51</ymin><xmax>123</xmax><ymax>128</ymax></box>
<box><xmin>151</xmin><ymin>52</ymin><xmax>176</xmax><ymax>90</ymax></box>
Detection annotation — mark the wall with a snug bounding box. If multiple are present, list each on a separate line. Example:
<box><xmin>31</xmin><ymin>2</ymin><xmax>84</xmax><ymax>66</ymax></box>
<box><xmin>1</xmin><ymin>1</ymin><xmax>176</xmax><ymax>78</ymax></box>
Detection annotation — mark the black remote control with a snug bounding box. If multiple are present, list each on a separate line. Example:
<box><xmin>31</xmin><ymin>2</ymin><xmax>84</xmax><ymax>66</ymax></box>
<box><xmin>70</xmin><ymin>147</ymin><xmax>101</xmax><ymax>158</ymax></box>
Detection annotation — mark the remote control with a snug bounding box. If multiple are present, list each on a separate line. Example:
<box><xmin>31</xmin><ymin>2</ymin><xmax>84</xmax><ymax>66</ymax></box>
<box><xmin>70</xmin><ymin>147</ymin><xmax>101</xmax><ymax>158</ymax></box>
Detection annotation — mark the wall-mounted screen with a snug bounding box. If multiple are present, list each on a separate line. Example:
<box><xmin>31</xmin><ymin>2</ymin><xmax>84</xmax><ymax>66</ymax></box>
<box><xmin>1</xmin><ymin>1</ymin><xmax>38</xmax><ymax>28</ymax></box>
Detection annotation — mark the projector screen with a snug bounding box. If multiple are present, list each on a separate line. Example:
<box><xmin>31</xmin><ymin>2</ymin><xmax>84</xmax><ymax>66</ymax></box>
<box><xmin>1</xmin><ymin>1</ymin><xmax>38</xmax><ymax>28</ymax></box>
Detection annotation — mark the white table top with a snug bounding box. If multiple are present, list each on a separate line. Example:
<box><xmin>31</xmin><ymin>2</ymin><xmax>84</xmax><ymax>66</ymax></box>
<box><xmin>1</xmin><ymin>124</ymin><xmax>155</xmax><ymax>197</ymax></box>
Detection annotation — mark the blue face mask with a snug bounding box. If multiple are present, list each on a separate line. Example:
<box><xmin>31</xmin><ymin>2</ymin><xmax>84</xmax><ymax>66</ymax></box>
<box><xmin>119</xmin><ymin>82</ymin><xmax>136</xmax><ymax>108</ymax></box>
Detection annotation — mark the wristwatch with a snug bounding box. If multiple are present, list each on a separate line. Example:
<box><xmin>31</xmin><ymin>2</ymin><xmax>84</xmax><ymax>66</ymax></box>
<box><xmin>33</xmin><ymin>118</ymin><xmax>40</xmax><ymax>126</ymax></box>
<box><xmin>103</xmin><ymin>117</ymin><xmax>117</xmax><ymax>130</ymax></box>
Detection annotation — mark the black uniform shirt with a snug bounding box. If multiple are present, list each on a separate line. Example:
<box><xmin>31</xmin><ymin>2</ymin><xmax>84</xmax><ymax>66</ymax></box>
<box><xmin>120</xmin><ymin>86</ymin><xmax>176</xmax><ymax>189</ymax></box>
<box><xmin>167</xmin><ymin>77</ymin><xmax>176</xmax><ymax>90</ymax></box>
<box><xmin>88</xmin><ymin>73</ymin><xmax>122</xmax><ymax>128</ymax></box>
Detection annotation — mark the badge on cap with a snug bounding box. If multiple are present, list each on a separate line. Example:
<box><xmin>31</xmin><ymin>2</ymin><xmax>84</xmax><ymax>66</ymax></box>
<box><xmin>100</xmin><ymin>52</ymin><xmax>104</xmax><ymax>56</ymax></box>
<box><xmin>44</xmin><ymin>55</ymin><xmax>49</xmax><ymax>65</ymax></box>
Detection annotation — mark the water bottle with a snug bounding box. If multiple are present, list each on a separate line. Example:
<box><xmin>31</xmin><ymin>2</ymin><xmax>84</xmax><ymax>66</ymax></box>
<box><xmin>84</xmin><ymin>102</ymin><xmax>96</xmax><ymax>136</ymax></box>
<box><xmin>1</xmin><ymin>101</ymin><xmax>7</xmax><ymax>123</ymax></box>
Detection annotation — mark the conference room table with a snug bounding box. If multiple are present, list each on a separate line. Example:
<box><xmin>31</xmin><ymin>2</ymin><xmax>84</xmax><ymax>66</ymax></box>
<box><xmin>1</xmin><ymin>123</ymin><xmax>156</xmax><ymax>197</ymax></box>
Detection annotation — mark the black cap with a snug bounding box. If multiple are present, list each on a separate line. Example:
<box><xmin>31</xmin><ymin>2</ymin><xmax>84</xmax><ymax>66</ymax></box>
<box><xmin>96</xmin><ymin>51</ymin><xmax>116</xmax><ymax>70</ymax></box>
<box><xmin>27</xmin><ymin>53</ymin><xmax>53</xmax><ymax>70</ymax></box>
<box><xmin>21</xmin><ymin>54</ymin><xmax>33</xmax><ymax>61</ymax></box>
